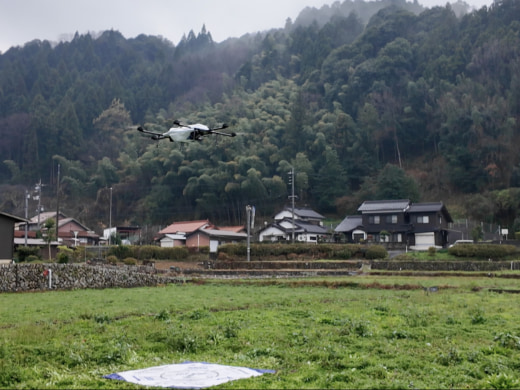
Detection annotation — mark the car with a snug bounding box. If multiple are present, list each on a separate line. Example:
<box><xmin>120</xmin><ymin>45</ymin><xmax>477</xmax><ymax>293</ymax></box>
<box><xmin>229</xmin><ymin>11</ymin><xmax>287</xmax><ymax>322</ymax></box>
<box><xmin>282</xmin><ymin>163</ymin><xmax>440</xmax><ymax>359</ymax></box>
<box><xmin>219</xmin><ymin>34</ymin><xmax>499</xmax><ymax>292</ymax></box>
<box><xmin>449</xmin><ymin>239</ymin><xmax>474</xmax><ymax>248</ymax></box>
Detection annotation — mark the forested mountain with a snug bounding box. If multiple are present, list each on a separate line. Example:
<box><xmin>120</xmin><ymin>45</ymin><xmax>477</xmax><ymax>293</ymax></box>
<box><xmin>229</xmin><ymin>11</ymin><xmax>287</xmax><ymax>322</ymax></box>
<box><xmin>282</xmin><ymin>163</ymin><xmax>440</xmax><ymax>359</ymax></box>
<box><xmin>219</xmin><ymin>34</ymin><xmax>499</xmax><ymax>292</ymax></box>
<box><xmin>1</xmin><ymin>0</ymin><xmax>520</xmax><ymax>234</ymax></box>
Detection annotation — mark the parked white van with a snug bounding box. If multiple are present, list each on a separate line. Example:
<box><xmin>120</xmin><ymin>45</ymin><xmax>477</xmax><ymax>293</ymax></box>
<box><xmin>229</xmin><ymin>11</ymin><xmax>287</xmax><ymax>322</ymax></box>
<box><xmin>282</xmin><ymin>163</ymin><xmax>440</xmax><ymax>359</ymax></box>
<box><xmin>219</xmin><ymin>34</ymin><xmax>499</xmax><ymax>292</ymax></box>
<box><xmin>449</xmin><ymin>239</ymin><xmax>474</xmax><ymax>248</ymax></box>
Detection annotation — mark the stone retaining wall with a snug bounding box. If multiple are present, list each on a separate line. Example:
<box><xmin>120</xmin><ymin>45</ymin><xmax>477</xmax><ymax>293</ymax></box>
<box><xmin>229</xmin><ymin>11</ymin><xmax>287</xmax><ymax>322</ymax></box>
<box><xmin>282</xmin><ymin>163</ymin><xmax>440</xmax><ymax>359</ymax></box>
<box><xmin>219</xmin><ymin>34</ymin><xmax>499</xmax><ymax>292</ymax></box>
<box><xmin>371</xmin><ymin>260</ymin><xmax>520</xmax><ymax>271</ymax></box>
<box><xmin>0</xmin><ymin>263</ymin><xmax>183</xmax><ymax>293</ymax></box>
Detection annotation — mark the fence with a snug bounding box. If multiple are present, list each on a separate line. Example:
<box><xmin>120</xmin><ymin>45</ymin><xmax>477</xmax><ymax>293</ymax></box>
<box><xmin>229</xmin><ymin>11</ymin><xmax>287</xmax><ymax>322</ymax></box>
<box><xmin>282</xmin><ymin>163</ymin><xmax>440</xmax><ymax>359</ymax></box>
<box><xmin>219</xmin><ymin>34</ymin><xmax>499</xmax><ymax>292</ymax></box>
<box><xmin>448</xmin><ymin>219</ymin><xmax>503</xmax><ymax>242</ymax></box>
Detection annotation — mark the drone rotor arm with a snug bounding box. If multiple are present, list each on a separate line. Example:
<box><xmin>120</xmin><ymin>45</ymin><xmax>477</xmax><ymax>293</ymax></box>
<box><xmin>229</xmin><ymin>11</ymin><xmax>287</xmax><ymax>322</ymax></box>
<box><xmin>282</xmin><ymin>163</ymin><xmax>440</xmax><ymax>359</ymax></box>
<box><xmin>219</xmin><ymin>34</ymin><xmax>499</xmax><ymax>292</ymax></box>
<box><xmin>138</xmin><ymin>126</ymin><xmax>167</xmax><ymax>140</ymax></box>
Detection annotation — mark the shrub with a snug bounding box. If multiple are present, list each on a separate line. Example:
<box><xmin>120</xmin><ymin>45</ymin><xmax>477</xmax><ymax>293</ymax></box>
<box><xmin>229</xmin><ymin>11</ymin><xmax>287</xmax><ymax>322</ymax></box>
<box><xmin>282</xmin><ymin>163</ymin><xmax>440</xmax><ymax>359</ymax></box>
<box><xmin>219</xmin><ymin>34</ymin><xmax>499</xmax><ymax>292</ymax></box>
<box><xmin>123</xmin><ymin>257</ymin><xmax>138</xmax><ymax>265</ymax></box>
<box><xmin>161</xmin><ymin>246</ymin><xmax>189</xmax><ymax>260</ymax></box>
<box><xmin>108</xmin><ymin>245</ymin><xmax>133</xmax><ymax>260</ymax></box>
<box><xmin>448</xmin><ymin>244</ymin><xmax>517</xmax><ymax>259</ymax></box>
<box><xmin>428</xmin><ymin>246</ymin><xmax>436</xmax><ymax>257</ymax></box>
<box><xmin>134</xmin><ymin>245</ymin><xmax>155</xmax><ymax>260</ymax></box>
<box><xmin>106</xmin><ymin>255</ymin><xmax>118</xmax><ymax>265</ymax></box>
<box><xmin>15</xmin><ymin>246</ymin><xmax>40</xmax><ymax>262</ymax></box>
<box><xmin>57</xmin><ymin>246</ymin><xmax>73</xmax><ymax>264</ymax></box>
<box><xmin>57</xmin><ymin>252</ymin><xmax>69</xmax><ymax>264</ymax></box>
<box><xmin>365</xmin><ymin>245</ymin><xmax>388</xmax><ymax>260</ymax></box>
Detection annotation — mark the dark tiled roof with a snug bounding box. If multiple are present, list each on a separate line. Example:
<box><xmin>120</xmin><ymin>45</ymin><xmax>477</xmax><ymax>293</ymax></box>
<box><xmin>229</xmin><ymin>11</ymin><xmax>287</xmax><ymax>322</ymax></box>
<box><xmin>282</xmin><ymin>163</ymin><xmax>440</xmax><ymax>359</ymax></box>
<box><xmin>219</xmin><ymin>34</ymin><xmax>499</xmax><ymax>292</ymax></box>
<box><xmin>284</xmin><ymin>207</ymin><xmax>325</xmax><ymax>220</ymax></box>
<box><xmin>408</xmin><ymin>202</ymin><xmax>443</xmax><ymax>212</ymax></box>
<box><xmin>335</xmin><ymin>216</ymin><xmax>363</xmax><ymax>233</ymax></box>
<box><xmin>1</xmin><ymin>211</ymin><xmax>27</xmax><ymax>222</ymax></box>
<box><xmin>358</xmin><ymin>199</ymin><xmax>410</xmax><ymax>213</ymax></box>
<box><xmin>294</xmin><ymin>220</ymin><xmax>328</xmax><ymax>234</ymax></box>
<box><xmin>408</xmin><ymin>202</ymin><xmax>453</xmax><ymax>223</ymax></box>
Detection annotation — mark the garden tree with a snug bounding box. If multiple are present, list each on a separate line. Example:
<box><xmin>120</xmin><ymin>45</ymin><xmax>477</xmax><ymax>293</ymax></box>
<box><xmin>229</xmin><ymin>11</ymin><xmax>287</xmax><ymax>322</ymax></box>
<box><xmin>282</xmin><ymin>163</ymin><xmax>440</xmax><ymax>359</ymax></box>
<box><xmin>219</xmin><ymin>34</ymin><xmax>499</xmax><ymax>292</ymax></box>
<box><xmin>374</xmin><ymin>164</ymin><xmax>420</xmax><ymax>202</ymax></box>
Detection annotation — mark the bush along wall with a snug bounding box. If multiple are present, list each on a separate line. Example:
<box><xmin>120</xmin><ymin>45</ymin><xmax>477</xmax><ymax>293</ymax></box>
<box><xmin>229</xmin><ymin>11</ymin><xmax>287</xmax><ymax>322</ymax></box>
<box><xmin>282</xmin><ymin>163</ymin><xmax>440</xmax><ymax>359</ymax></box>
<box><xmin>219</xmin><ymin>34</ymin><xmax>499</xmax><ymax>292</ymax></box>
<box><xmin>217</xmin><ymin>243</ymin><xmax>388</xmax><ymax>260</ymax></box>
<box><xmin>107</xmin><ymin>245</ymin><xmax>190</xmax><ymax>260</ymax></box>
<box><xmin>448</xmin><ymin>244</ymin><xmax>517</xmax><ymax>259</ymax></box>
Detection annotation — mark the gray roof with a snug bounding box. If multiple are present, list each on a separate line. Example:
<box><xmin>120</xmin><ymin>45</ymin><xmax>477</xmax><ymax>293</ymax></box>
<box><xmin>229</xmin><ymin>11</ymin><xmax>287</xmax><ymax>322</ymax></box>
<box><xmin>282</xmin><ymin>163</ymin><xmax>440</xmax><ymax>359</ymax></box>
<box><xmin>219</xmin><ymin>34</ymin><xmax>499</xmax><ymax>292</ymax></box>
<box><xmin>408</xmin><ymin>202</ymin><xmax>453</xmax><ymax>223</ymax></box>
<box><xmin>293</xmin><ymin>220</ymin><xmax>328</xmax><ymax>234</ymax></box>
<box><xmin>335</xmin><ymin>216</ymin><xmax>363</xmax><ymax>233</ymax></box>
<box><xmin>284</xmin><ymin>207</ymin><xmax>325</xmax><ymax>220</ymax></box>
<box><xmin>193</xmin><ymin>228</ymin><xmax>247</xmax><ymax>240</ymax></box>
<box><xmin>408</xmin><ymin>202</ymin><xmax>443</xmax><ymax>213</ymax></box>
<box><xmin>358</xmin><ymin>199</ymin><xmax>410</xmax><ymax>213</ymax></box>
<box><xmin>261</xmin><ymin>219</ymin><xmax>328</xmax><ymax>235</ymax></box>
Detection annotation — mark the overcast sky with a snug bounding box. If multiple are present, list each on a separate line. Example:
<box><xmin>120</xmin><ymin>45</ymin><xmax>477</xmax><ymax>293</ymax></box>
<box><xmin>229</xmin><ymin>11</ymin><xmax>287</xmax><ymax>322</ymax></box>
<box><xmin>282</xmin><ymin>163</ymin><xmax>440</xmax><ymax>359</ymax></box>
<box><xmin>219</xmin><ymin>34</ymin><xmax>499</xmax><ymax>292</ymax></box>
<box><xmin>0</xmin><ymin>0</ymin><xmax>494</xmax><ymax>53</ymax></box>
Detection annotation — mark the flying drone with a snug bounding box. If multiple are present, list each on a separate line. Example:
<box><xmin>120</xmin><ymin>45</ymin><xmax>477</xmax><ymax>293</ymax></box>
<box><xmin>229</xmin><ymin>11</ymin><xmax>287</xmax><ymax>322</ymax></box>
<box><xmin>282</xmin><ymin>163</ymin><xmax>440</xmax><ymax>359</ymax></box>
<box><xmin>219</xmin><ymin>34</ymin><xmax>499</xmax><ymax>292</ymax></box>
<box><xmin>137</xmin><ymin>120</ymin><xmax>236</xmax><ymax>143</ymax></box>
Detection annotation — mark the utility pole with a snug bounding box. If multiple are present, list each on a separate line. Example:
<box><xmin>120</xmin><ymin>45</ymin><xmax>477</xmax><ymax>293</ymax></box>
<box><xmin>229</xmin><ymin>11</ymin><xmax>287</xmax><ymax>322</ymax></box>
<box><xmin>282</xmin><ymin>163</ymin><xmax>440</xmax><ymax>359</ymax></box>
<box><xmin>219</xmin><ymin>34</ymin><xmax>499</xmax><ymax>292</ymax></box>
<box><xmin>109</xmin><ymin>187</ymin><xmax>113</xmax><ymax>246</ymax></box>
<box><xmin>288</xmin><ymin>167</ymin><xmax>296</xmax><ymax>243</ymax></box>
<box><xmin>34</xmin><ymin>179</ymin><xmax>44</xmax><ymax>229</ymax></box>
<box><xmin>246</xmin><ymin>205</ymin><xmax>251</xmax><ymax>262</ymax></box>
<box><xmin>55</xmin><ymin>163</ymin><xmax>60</xmax><ymax>243</ymax></box>
<box><xmin>24</xmin><ymin>189</ymin><xmax>29</xmax><ymax>246</ymax></box>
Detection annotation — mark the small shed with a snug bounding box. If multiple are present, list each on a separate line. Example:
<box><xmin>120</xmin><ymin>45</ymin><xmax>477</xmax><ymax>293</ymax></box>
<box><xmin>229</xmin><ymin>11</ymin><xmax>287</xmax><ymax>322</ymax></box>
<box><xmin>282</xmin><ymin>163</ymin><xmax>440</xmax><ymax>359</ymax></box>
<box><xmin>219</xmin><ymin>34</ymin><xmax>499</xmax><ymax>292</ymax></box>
<box><xmin>0</xmin><ymin>211</ymin><xmax>27</xmax><ymax>263</ymax></box>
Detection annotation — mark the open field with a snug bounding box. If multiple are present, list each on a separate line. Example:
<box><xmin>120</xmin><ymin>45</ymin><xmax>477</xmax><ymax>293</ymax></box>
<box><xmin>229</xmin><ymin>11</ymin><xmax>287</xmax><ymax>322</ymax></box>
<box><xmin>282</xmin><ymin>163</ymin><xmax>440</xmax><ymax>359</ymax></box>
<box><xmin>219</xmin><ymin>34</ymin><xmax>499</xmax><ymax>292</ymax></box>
<box><xmin>1</xmin><ymin>274</ymin><xmax>520</xmax><ymax>389</ymax></box>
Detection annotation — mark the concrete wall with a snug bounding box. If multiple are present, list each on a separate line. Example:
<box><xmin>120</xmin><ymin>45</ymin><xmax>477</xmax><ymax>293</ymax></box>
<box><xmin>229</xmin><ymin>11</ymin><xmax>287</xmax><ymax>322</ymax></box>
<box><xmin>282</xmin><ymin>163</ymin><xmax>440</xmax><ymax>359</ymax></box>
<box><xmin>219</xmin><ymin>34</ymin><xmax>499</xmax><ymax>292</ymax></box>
<box><xmin>0</xmin><ymin>263</ymin><xmax>183</xmax><ymax>293</ymax></box>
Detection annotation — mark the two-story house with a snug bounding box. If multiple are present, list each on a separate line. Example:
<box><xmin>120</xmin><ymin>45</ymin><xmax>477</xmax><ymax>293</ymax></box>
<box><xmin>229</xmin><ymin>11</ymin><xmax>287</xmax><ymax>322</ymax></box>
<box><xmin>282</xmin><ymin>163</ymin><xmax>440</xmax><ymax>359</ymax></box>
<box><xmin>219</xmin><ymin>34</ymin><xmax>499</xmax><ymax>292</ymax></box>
<box><xmin>335</xmin><ymin>200</ymin><xmax>453</xmax><ymax>249</ymax></box>
<box><xmin>406</xmin><ymin>202</ymin><xmax>452</xmax><ymax>249</ymax></box>
<box><xmin>259</xmin><ymin>206</ymin><xmax>329</xmax><ymax>243</ymax></box>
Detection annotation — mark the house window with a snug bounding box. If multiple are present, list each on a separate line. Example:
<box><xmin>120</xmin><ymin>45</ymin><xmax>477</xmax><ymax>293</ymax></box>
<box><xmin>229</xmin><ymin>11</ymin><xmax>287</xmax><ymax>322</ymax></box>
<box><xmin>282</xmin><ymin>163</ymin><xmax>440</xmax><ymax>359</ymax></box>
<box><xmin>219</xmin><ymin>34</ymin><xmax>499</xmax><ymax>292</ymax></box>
<box><xmin>369</xmin><ymin>216</ymin><xmax>380</xmax><ymax>224</ymax></box>
<box><xmin>417</xmin><ymin>216</ymin><xmax>429</xmax><ymax>224</ymax></box>
<box><xmin>385</xmin><ymin>215</ymin><xmax>398</xmax><ymax>224</ymax></box>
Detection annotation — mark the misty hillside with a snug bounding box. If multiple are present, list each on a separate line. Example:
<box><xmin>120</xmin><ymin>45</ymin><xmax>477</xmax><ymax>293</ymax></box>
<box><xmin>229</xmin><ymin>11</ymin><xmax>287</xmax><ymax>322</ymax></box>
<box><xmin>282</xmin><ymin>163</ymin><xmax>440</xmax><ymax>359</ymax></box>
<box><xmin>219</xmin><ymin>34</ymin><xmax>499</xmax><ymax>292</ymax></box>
<box><xmin>1</xmin><ymin>0</ymin><xmax>520</xmax><ymax>235</ymax></box>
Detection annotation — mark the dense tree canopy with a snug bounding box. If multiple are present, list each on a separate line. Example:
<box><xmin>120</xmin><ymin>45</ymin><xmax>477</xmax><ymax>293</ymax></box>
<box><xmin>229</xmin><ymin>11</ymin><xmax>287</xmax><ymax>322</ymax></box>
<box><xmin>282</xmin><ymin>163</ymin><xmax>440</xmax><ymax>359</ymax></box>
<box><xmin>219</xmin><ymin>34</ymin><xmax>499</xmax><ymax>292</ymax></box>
<box><xmin>1</xmin><ymin>0</ymin><xmax>520</xmax><ymax>233</ymax></box>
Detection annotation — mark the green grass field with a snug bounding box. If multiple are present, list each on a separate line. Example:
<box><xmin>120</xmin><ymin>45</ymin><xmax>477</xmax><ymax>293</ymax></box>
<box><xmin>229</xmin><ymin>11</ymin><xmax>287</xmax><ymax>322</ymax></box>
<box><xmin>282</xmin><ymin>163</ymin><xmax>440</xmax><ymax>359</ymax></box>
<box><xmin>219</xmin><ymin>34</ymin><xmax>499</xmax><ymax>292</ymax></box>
<box><xmin>1</xmin><ymin>274</ymin><xmax>520</xmax><ymax>389</ymax></box>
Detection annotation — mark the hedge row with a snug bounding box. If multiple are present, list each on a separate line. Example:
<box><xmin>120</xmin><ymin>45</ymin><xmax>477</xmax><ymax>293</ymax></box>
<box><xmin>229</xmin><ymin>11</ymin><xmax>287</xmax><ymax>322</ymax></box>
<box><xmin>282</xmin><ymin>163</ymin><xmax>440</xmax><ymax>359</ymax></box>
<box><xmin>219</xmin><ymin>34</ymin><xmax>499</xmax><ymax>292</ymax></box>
<box><xmin>448</xmin><ymin>244</ymin><xmax>517</xmax><ymax>259</ymax></box>
<box><xmin>107</xmin><ymin>245</ymin><xmax>190</xmax><ymax>260</ymax></box>
<box><xmin>218</xmin><ymin>243</ymin><xmax>388</xmax><ymax>260</ymax></box>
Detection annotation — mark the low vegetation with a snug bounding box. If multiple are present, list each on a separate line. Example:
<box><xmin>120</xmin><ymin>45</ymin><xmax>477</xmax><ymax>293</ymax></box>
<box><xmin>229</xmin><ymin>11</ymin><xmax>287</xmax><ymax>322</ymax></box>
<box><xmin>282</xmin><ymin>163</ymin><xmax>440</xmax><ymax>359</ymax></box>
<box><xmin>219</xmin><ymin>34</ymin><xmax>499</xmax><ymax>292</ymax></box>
<box><xmin>218</xmin><ymin>243</ymin><xmax>388</xmax><ymax>260</ymax></box>
<box><xmin>1</xmin><ymin>274</ymin><xmax>519</xmax><ymax>389</ymax></box>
